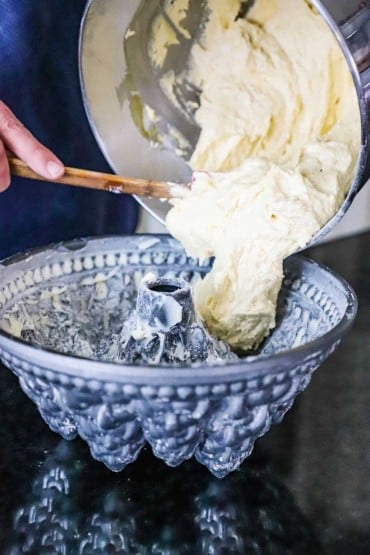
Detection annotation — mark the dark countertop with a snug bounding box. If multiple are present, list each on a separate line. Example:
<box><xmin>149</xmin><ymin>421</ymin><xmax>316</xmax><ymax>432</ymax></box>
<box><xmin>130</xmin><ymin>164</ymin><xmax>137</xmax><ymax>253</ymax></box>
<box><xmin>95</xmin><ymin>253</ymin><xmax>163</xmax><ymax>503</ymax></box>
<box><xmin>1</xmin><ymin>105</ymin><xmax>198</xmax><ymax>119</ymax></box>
<box><xmin>1</xmin><ymin>232</ymin><xmax>370</xmax><ymax>554</ymax></box>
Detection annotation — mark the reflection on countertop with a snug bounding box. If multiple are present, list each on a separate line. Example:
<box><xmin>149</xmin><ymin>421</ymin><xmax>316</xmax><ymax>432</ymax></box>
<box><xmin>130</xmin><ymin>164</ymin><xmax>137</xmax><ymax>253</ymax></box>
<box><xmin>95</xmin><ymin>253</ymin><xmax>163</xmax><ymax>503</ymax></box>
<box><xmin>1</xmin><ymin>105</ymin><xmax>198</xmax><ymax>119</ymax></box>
<box><xmin>3</xmin><ymin>441</ymin><xmax>320</xmax><ymax>555</ymax></box>
<box><xmin>1</xmin><ymin>231</ymin><xmax>370</xmax><ymax>554</ymax></box>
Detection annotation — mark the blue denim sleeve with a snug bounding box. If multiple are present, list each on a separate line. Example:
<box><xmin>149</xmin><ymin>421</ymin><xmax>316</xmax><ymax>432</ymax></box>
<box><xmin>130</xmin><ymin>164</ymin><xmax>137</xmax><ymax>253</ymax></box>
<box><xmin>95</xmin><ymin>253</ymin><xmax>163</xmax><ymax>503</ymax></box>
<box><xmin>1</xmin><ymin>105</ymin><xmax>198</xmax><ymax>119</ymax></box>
<box><xmin>0</xmin><ymin>0</ymin><xmax>138</xmax><ymax>257</ymax></box>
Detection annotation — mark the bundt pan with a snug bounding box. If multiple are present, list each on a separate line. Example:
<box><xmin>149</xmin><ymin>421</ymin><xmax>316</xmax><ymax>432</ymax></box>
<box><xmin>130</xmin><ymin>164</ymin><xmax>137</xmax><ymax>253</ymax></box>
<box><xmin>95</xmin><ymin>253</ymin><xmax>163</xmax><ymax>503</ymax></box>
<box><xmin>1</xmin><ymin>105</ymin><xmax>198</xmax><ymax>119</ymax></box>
<box><xmin>0</xmin><ymin>235</ymin><xmax>357</xmax><ymax>477</ymax></box>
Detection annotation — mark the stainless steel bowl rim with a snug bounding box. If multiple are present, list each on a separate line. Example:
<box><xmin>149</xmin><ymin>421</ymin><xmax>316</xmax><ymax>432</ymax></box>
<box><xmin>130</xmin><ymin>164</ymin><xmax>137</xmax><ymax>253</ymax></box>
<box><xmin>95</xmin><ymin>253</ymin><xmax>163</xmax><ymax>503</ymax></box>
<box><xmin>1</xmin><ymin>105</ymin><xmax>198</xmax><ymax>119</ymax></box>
<box><xmin>310</xmin><ymin>0</ymin><xmax>370</xmax><ymax>243</ymax></box>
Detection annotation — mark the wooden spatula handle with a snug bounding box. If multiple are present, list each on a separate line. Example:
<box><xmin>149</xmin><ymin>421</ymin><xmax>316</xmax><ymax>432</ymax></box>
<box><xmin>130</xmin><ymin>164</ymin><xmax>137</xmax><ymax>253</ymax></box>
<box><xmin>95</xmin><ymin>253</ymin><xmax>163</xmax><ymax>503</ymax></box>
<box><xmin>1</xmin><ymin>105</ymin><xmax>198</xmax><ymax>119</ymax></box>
<box><xmin>8</xmin><ymin>156</ymin><xmax>174</xmax><ymax>199</ymax></box>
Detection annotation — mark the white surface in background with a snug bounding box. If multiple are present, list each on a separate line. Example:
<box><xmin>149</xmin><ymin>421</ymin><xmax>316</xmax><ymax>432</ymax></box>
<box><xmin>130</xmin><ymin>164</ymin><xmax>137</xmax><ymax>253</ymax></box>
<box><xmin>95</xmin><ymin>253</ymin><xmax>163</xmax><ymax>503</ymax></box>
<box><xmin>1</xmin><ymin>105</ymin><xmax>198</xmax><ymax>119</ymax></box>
<box><xmin>136</xmin><ymin>209</ymin><xmax>166</xmax><ymax>234</ymax></box>
<box><xmin>325</xmin><ymin>182</ymin><xmax>370</xmax><ymax>241</ymax></box>
<box><xmin>137</xmin><ymin>182</ymin><xmax>370</xmax><ymax>241</ymax></box>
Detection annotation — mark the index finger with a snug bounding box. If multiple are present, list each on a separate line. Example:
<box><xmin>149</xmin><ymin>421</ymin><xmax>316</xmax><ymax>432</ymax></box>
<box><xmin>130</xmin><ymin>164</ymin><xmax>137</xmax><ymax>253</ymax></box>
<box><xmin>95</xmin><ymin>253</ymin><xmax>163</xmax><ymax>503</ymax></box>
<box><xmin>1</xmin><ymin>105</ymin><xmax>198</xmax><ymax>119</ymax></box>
<box><xmin>0</xmin><ymin>101</ymin><xmax>64</xmax><ymax>179</ymax></box>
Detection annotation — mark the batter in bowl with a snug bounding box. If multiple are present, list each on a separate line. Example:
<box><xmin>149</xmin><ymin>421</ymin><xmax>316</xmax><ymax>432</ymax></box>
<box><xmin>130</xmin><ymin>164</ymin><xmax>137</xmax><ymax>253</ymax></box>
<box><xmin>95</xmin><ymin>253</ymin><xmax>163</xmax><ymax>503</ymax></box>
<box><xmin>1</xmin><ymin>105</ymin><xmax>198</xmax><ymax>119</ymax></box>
<box><xmin>163</xmin><ymin>0</ymin><xmax>361</xmax><ymax>351</ymax></box>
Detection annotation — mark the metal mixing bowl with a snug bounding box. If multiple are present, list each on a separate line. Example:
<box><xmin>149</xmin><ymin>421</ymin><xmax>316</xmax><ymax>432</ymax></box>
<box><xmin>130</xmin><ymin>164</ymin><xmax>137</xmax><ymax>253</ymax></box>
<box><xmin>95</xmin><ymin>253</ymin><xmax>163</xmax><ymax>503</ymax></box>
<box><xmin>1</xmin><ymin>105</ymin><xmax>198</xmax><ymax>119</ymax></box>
<box><xmin>0</xmin><ymin>235</ymin><xmax>357</xmax><ymax>477</ymax></box>
<box><xmin>79</xmin><ymin>0</ymin><xmax>370</xmax><ymax>245</ymax></box>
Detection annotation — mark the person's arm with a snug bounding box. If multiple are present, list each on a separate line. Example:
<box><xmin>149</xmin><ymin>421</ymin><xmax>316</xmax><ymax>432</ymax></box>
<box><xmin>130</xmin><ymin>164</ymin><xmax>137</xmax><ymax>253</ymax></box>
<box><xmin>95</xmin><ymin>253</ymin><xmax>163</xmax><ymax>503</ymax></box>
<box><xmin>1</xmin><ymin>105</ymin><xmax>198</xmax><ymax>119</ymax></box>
<box><xmin>0</xmin><ymin>101</ymin><xmax>64</xmax><ymax>191</ymax></box>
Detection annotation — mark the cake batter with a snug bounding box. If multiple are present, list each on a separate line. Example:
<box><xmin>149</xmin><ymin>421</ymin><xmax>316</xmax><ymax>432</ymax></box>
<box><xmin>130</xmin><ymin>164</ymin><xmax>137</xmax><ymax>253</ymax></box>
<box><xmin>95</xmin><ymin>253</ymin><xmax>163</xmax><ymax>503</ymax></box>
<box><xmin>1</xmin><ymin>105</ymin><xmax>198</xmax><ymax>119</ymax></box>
<box><xmin>165</xmin><ymin>0</ymin><xmax>360</xmax><ymax>351</ymax></box>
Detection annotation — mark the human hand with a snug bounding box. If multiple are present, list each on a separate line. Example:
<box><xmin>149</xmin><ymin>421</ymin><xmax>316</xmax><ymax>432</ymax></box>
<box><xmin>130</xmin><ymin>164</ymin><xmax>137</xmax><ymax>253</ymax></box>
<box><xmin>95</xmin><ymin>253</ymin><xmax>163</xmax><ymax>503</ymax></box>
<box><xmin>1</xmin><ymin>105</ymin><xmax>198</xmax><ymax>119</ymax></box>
<box><xmin>0</xmin><ymin>101</ymin><xmax>64</xmax><ymax>192</ymax></box>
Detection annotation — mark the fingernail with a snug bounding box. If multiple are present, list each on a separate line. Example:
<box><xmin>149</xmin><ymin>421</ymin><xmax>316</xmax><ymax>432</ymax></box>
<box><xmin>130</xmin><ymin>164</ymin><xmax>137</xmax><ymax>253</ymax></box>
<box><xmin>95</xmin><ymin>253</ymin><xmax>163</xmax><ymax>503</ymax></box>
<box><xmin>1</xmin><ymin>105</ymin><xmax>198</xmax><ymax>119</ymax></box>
<box><xmin>47</xmin><ymin>161</ymin><xmax>64</xmax><ymax>178</ymax></box>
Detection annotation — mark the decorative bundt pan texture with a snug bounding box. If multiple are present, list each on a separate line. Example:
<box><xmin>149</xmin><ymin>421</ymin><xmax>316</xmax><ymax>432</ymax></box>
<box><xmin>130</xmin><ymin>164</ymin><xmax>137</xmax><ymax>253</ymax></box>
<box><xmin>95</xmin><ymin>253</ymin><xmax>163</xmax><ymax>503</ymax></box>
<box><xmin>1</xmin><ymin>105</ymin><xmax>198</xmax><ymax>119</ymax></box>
<box><xmin>0</xmin><ymin>235</ymin><xmax>357</xmax><ymax>477</ymax></box>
